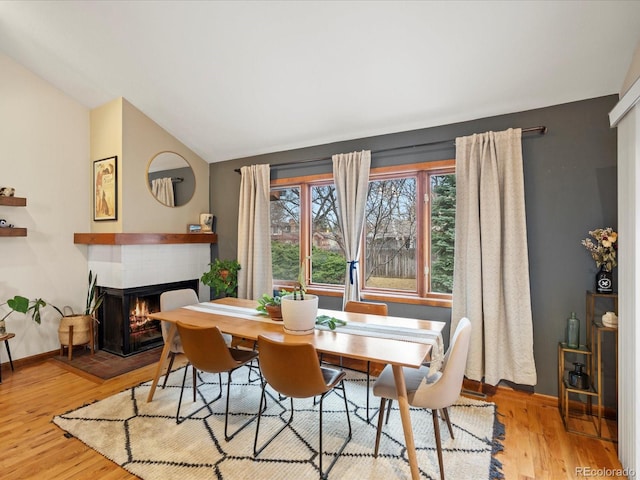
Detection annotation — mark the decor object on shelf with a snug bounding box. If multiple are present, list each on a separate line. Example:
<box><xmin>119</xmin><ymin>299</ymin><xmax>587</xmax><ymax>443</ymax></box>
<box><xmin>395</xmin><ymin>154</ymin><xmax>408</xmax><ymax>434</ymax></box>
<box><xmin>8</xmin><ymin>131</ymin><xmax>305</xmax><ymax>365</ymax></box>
<box><xmin>581</xmin><ymin>227</ymin><xmax>617</xmax><ymax>293</ymax></box>
<box><xmin>187</xmin><ymin>223</ymin><xmax>202</xmax><ymax>233</ymax></box>
<box><xmin>0</xmin><ymin>219</ymin><xmax>14</xmax><ymax>228</ymax></box>
<box><xmin>200</xmin><ymin>213</ymin><xmax>214</xmax><ymax>233</ymax></box>
<box><xmin>568</xmin><ymin>362</ymin><xmax>590</xmax><ymax>390</ymax></box>
<box><xmin>201</xmin><ymin>259</ymin><xmax>241</xmax><ymax>298</ymax></box>
<box><xmin>602</xmin><ymin>311</ymin><xmax>618</xmax><ymax>328</ymax></box>
<box><xmin>93</xmin><ymin>156</ymin><xmax>117</xmax><ymax>221</ymax></box>
<box><xmin>565</xmin><ymin>311</ymin><xmax>580</xmax><ymax>348</ymax></box>
<box><xmin>0</xmin><ymin>187</ymin><xmax>15</xmax><ymax>196</ymax></box>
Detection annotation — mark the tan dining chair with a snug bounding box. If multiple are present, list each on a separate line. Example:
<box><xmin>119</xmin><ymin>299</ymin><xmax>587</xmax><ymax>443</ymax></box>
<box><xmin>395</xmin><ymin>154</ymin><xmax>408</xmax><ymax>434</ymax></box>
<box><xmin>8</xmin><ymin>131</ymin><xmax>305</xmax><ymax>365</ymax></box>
<box><xmin>159</xmin><ymin>288</ymin><xmax>232</xmax><ymax>388</ymax></box>
<box><xmin>372</xmin><ymin>317</ymin><xmax>471</xmax><ymax>480</ymax></box>
<box><xmin>253</xmin><ymin>335</ymin><xmax>352</xmax><ymax>479</ymax></box>
<box><xmin>344</xmin><ymin>300</ymin><xmax>388</xmax><ymax>422</ymax></box>
<box><xmin>175</xmin><ymin>321</ymin><xmax>259</xmax><ymax>440</ymax></box>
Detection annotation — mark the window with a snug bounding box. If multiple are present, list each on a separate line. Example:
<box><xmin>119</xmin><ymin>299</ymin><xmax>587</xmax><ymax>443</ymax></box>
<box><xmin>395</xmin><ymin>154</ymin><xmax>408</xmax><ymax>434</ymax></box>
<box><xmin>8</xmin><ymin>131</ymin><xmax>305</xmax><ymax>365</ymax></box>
<box><xmin>270</xmin><ymin>160</ymin><xmax>455</xmax><ymax>305</ymax></box>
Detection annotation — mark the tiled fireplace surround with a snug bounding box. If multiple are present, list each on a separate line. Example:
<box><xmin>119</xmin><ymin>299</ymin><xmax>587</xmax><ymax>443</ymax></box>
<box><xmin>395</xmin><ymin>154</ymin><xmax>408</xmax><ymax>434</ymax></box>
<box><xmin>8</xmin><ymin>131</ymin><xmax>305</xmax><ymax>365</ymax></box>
<box><xmin>77</xmin><ymin>235</ymin><xmax>215</xmax><ymax>355</ymax></box>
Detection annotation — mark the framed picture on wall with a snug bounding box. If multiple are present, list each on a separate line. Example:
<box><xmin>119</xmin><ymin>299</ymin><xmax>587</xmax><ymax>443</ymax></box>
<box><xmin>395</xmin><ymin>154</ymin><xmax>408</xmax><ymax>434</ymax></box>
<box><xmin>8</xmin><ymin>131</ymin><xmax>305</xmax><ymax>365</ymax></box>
<box><xmin>94</xmin><ymin>156</ymin><xmax>117</xmax><ymax>221</ymax></box>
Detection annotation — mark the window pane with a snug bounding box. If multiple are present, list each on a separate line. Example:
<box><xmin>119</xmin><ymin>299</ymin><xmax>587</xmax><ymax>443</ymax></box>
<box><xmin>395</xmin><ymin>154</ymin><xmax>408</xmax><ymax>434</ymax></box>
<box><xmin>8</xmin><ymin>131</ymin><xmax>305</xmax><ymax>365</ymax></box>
<box><xmin>271</xmin><ymin>187</ymin><xmax>300</xmax><ymax>282</ymax></box>
<box><xmin>364</xmin><ymin>177</ymin><xmax>417</xmax><ymax>291</ymax></box>
<box><xmin>311</xmin><ymin>184</ymin><xmax>345</xmax><ymax>285</ymax></box>
<box><xmin>430</xmin><ymin>174</ymin><xmax>456</xmax><ymax>293</ymax></box>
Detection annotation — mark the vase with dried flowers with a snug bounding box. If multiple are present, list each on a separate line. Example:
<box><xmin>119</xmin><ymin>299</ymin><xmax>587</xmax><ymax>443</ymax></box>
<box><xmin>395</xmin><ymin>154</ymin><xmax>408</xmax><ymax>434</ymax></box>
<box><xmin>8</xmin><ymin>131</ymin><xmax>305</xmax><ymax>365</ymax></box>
<box><xmin>581</xmin><ymin>227</ymin><xmax>617</xmax><ymax>293</ymax></box>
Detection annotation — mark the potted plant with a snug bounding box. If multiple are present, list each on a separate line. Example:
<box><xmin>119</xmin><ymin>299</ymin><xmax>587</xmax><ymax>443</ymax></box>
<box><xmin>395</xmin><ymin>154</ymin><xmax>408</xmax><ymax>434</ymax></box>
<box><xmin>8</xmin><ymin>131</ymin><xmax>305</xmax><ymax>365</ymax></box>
<box><xmin>256</xmin><ymin>290</ymin><xmax>288</xmax><ymax>321</ymax></box>
<box><xmin>0</xmin><ymin>296</ymin><xmax>63</xmax><ymax>335</ymax></box>
<box><xmin>201</xmin><ymin>259</ymin><xmax>241</xmax><ymax>298</ymax></box>
<box><xmin>280</xmin><ymin>257</ymin><xmax>319</xmax><ymax>335</ymax></box>
<box><xmin>58</xmin><ymin>271</ymin><xmax>104</xmax><ymax>357</ymax></box>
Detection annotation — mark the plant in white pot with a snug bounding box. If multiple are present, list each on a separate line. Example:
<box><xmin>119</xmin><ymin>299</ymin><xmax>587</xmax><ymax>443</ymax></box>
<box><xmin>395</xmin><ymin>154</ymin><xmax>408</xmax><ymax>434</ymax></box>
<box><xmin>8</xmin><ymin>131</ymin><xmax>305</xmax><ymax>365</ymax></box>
<box><xmin>281</xmin><ymin>258</ymin><xmax>319</xmax><ymax>335</ymax></box>
<box><xmin>58</xmin><ymin>271</ymin><xmax>104</xmax><ymax>359</ymax></box>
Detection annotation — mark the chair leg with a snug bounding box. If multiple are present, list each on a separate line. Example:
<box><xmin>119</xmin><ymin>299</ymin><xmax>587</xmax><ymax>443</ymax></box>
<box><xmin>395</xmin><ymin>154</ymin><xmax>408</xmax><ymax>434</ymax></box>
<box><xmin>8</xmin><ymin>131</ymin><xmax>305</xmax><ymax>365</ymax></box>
<box><xmin>224</xmin><ymin>368</ymin><xmax>263</xmax><ymax>441</ymax></box>
<box><xmin>161</xmin><ymin>352</ymin><xmax>176</xmax><ymax>389</ymax></box>
<box><xmin>319</xmin><ymin>380</ymin><xmax>352</xmax><ymax>479</ymax></box>
<box><xmin>374</xmin><ymin>397</ymin><xmax>386</xmax><ymax>457</ymax></box>
<box><xmin>254</xmin><ymin>386</ymin><xmax>294</xmax><ymax>456</ymax></box>
<box><xmin>432</xmin><ymin>409</ymin><xmax>445</xmax><ymax>480</ymax></box>
<box><xmin>441</xmin><ymin>407</ymin><xmax>454</xmax><ymax>439</ymax></box>
<box><xmin>176</xmin><ymin>366</ymin><xmax>223</xmax><ymax>425</ymax></box>
<box><xmin>385</xmin><ymin>398</ymin><xmax>393</xmax><ymax>424</ymax></box>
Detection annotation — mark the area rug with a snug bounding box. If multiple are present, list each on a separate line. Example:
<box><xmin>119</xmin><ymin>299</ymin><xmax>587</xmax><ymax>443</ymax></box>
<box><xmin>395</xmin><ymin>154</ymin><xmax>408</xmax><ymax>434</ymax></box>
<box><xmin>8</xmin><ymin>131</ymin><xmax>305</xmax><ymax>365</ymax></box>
<box><xmin>51</xmin><ymin>347</ymin><xmax>162</xmax><ymax>380</ymax></box>
<box><xmin>53</xmin><ymin>366</ymin><xmax>504</xmax><ymax>479</ymax></box>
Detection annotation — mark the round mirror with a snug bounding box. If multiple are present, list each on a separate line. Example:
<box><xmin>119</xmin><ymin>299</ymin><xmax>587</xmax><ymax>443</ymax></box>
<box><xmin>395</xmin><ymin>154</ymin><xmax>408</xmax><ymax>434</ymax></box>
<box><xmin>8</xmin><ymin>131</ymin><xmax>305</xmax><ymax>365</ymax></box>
<box><xmin>147</xmin><ymin>151</ymin><xmax>195</xmax><ymax>207</ymax></box>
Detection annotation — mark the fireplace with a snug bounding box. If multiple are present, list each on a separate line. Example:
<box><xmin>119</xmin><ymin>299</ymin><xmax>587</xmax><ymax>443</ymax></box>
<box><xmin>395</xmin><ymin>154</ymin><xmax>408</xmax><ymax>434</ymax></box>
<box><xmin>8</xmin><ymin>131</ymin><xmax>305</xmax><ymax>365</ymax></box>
<box><xmin>98</xmin><ymin>279</ymin><xmax>199</xmax><ymax>356</ymax></box>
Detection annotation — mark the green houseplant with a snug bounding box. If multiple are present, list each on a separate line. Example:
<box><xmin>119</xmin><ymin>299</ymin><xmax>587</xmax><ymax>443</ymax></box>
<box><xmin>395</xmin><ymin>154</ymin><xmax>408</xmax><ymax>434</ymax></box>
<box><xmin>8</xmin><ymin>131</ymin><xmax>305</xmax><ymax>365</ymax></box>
<box><xmin>256</xmin><ymin>289</ymin><xmax>289</xmax><ymax>321</ymax></box>
<box><xmin>0</xmin><ymin>296</ymin><xmax>63</xmax><ymax>334</ymax></box>
<box><xmin>58</xmin><ymin>271</ymin><xmax>105</xmax><ymax>357</ymax></box>
<box><xmin>201</xmin><ymin>259</ymin><xmax>241</xmax><ymax>298</ymax></box>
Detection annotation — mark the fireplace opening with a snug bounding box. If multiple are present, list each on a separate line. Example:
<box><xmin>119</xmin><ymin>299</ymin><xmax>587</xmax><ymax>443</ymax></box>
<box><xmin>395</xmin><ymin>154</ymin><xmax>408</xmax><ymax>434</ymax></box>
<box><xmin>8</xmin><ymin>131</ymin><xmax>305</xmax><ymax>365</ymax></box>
<box><xmin>98</xmin><ymin>279</ymin><xmax>198</xmax><ymax>356</ymax></box>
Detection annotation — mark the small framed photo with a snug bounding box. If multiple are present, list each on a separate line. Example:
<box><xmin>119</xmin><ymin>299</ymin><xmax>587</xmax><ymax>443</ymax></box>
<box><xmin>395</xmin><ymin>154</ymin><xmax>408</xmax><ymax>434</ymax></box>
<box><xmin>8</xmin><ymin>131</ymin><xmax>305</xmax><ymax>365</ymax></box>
<box><xmin>187</xmin><ymin>223</ymin><xmax>202</xmax><ymax>233</ymax></box>
<box><xmin>200</xmin><ymin>213</ymin><xmax>214</xmax><ymax>233</ymax></box>
<box><xmin>94</xmin><ymin>156</ymin><xmax>117</xmax><ymax>221</ymax></box>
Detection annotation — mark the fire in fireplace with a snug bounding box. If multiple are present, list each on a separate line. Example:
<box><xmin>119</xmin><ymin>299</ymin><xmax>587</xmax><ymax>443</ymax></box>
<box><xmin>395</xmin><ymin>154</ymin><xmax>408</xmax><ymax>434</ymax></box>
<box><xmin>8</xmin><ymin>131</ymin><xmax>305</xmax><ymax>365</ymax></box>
<box><xmin>97</xmin><ymin>279</ymin><xmax>199</xmax><ymax>356</ymax></box>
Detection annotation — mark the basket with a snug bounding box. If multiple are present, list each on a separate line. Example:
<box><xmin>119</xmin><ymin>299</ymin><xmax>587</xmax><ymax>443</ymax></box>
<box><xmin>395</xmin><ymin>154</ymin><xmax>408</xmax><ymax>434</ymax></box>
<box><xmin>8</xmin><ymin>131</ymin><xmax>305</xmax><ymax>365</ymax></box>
<box><xmin>58</xmin><ymin>307</ymin><xmax>92</xmax><ymax>346</ymax></box>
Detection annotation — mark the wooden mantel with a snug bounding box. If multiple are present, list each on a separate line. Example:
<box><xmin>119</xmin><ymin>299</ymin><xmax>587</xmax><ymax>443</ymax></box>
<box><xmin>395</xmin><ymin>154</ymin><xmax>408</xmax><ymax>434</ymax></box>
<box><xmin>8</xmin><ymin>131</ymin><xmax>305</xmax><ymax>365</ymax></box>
<box><xmin>74</xmin><ymin>233</ymin><xmax>218</xmax><ymax>245</ymax></box>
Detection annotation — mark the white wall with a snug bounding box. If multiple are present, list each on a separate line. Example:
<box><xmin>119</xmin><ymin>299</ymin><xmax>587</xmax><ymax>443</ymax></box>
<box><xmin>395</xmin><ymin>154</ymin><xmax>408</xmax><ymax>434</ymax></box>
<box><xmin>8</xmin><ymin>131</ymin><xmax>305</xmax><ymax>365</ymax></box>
<box><xmin>0</xmin><ymin>52</ymin><xmax>90</xmax><ymax>360</ymax></box>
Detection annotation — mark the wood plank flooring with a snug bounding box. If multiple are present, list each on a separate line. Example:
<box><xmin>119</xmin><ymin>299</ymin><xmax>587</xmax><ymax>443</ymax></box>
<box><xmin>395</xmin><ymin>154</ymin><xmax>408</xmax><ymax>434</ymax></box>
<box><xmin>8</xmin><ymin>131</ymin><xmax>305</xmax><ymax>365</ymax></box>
<box><xmin>0</xmin><ymin>355</ymin><xmax>624</xmax><ymax>479</ymax></box>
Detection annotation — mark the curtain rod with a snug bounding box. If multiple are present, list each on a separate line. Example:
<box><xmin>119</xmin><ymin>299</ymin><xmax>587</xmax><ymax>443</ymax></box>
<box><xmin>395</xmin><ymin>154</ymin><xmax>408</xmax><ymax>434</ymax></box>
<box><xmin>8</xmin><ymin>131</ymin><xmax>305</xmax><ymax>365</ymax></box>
<box><xmin>234</xmin><ymin>125</ymin><xmax>546</xmax><ymax>173</ymax></box>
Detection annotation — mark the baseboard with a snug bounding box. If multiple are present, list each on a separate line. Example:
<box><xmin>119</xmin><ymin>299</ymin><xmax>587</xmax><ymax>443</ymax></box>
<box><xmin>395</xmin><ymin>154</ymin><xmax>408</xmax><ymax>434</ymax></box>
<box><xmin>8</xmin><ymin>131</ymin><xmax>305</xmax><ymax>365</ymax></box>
<box><xmin>0</xmin><ymin>348</ymin><xmax>60</xmax><ymax>371</ymax></box>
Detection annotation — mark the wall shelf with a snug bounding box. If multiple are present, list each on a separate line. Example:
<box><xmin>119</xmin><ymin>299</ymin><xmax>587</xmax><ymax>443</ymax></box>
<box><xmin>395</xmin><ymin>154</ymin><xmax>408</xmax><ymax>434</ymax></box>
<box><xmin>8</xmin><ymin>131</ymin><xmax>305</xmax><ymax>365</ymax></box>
<box><xmin>0</xmin><ymin>196</ymin><xmax>27</xmax><ymax>207</ymax></box>
<box><xmin>0</xmin><ymin>227</ymin><xmax>27</xmax><ymax>237</ymax></box>
<box><xmin>0</xmin><ymin>196</ymin><xmax>27</xmax><ymax>236</ymax></box>
<box><xmin>74</xmin><ymin>232</ymin><xmax>218</xmax><ymax>245</ymax></box>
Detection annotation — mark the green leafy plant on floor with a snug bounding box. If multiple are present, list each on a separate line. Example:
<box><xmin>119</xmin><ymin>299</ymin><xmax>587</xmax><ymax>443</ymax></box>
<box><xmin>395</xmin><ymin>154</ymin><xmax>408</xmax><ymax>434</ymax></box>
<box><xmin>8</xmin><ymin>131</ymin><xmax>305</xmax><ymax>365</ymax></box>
<box><xmin>1</xmin><ymin>295</ymin><xmax>63</xmax><ymax>324</ymax></box>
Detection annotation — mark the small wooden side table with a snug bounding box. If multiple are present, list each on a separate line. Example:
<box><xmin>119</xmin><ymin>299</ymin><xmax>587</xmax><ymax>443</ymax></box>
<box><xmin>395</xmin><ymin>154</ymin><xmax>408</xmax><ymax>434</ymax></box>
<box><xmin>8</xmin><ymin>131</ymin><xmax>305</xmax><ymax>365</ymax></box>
<box><xmin>0</xmin><ymin>332</ymin><xmax>16</xmax><ymax>383</ymax></box>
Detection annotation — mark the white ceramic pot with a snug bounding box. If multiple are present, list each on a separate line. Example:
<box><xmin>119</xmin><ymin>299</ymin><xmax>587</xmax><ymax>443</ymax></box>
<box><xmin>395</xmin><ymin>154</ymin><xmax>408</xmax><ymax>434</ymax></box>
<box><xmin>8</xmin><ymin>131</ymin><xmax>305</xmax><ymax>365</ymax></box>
<box><xmin>281</xmin><ymin>294</ymin><xmax>318</xmax><ymax>335</ymax></box>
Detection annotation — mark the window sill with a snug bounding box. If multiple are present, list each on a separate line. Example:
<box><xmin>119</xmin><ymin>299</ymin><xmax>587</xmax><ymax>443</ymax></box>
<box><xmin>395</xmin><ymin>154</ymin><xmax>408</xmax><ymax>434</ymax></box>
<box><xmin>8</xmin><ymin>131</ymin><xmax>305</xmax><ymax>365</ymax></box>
<box><xmin>276</xmin><ymin>284</ymin><xmax>452</xmax><ymax>309</ymax></box>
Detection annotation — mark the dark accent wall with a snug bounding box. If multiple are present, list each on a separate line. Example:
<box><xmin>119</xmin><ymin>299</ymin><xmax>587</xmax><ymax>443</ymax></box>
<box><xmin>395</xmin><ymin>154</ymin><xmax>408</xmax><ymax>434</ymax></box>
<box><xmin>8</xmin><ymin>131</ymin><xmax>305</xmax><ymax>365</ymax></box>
<box><xmin>209</xmin><ymin>95</ymin><xmax>618</xmax><ymax>397</ymax></box>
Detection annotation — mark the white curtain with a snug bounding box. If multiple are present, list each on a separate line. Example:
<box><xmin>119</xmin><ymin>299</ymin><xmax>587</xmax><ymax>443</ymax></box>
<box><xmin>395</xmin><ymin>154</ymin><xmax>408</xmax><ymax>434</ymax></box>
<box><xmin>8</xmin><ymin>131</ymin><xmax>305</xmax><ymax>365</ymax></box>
<box><xmin>237</xmin><ymin>164</ymin><xmax>272</xmax><ymax>300</ymax></box>
<box><xmin>151</xmin><ymin>178</ymin><xmax>174</xmax><ymax>206</ymax></box>
<box><xmin>451</xmin><ymin>128</ymin><xmax>537</xmax><ymax>386</ymax></box>
<box><xmin>332</xmin><ymin>150</ymin><xmax>371</xmax><ymax>309</ymax></box>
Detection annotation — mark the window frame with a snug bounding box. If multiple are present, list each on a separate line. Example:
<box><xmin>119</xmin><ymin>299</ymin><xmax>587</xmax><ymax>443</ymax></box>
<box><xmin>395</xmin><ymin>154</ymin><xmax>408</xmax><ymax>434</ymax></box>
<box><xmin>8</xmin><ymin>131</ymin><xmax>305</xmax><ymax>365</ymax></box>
<box><xmin>270</xmin><ymin>160</ymin><xmax>455</xmax><ymax>307</ymax></box>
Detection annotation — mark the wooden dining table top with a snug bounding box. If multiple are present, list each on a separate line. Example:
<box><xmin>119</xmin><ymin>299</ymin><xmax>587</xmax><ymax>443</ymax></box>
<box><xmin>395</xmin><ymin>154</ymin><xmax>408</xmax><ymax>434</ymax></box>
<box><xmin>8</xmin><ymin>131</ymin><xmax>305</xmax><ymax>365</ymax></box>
<box><xmin>148</xmin><ymin>297</ymin><xmax>445</xmax><ymax>369</ymax></box>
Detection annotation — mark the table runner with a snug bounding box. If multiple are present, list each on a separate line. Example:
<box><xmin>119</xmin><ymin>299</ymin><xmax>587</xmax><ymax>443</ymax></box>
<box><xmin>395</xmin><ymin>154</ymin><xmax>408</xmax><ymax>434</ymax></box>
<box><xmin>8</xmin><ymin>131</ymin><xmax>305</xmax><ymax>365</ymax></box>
<box><xmin>184</xmin><ymin>302</ymin><xmax>444</xmax><ymax>371</ymax></box>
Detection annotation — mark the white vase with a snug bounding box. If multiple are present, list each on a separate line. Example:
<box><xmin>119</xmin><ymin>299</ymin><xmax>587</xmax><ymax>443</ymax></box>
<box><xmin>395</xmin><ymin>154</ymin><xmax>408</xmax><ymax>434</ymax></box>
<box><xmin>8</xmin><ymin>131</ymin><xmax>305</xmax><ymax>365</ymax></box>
<box><xmin>281</xmin><ymin>294</ymin><xmax>318</xmax><ymax>335</ymax></box>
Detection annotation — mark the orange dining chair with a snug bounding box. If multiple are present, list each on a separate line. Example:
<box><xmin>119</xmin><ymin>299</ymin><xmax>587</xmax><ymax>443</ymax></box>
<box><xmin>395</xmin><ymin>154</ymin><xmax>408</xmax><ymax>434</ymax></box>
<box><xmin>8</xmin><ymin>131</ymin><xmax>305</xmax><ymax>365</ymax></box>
<box><xmin>344</xmin><ymin>300</ymin><xmax>388</xmax><ymax>422</ymax></box>
<box><xmin>175</xmin><ymin>321</ymin><xmax>259</xmax><ymax>441</ymax></box>
<box><xmin>253</xmin><ymin>335</ymin><xmax>352</xmax><ymax>479</ymax></box>
<box><xmin>159</xmin><ymin>288</ymin><xmax>232</xmax><ymax>388</ymax></box>
<box><xmin>372</xmin><ymin>317</ymin><xmax>471</xmax><ymax>480</ymax></box>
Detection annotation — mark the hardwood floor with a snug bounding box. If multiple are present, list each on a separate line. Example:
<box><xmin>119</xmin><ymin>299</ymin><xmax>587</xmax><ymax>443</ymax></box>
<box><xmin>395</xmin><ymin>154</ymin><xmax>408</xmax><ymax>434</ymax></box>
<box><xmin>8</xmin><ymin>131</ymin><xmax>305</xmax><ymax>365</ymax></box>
<box><xmin>0</xmin><ymin>355</ymin><xmax>623</xmax><ymax>479</ymax></box>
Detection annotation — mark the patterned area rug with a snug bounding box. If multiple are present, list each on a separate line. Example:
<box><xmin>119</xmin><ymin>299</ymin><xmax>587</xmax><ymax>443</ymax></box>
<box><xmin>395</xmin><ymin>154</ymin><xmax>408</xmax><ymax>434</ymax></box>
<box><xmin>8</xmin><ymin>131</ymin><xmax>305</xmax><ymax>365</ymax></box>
<box><xmin>53</xmin><ymin>366</ymin><xmax>504</xmax><ymax>479</ymax></box>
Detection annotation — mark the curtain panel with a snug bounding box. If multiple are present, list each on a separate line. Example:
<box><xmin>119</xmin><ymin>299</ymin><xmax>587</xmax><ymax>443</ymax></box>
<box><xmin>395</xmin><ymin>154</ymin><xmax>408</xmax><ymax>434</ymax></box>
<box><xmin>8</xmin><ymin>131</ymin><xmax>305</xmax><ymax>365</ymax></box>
<box><xmin>237</xmin><ymin>164</ymin><xmax>272</xmax><ymax>300</ymax></box>
<box><xmin>451</xmin><ymin>128</ymin><xmax>537</xmax><ymax>386</ymax></box>
<box><xmin>332</xmin><ymin>150</ymin><xmax>371</xmax><ymax>309</ymax></box>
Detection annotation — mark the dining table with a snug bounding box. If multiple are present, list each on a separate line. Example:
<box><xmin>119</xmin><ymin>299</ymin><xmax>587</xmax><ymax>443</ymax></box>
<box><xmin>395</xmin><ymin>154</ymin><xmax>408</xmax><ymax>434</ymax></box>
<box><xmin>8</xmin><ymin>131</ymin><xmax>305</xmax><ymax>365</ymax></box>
<box><xmin>147</xmin><ymin>297</ymin><xmax>446</xmax><ymax>480</ymax></box>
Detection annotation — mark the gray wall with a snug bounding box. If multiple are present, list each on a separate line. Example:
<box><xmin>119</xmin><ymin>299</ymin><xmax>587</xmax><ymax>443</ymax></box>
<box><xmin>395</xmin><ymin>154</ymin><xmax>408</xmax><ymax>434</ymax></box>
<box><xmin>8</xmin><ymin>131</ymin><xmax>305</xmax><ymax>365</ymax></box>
<box><xmin>209</xmin><ymin>95</ymin><xmax>618</xmax><ymax>397</ymax></box>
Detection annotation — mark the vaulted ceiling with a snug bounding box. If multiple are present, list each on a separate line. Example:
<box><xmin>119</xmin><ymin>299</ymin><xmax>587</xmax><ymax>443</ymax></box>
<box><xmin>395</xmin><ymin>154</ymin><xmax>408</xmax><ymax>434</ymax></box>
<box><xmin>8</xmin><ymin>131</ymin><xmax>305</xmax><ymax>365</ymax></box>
<box><xmin>1</xmin><ymin>1</ymin><xmax>639</xmax><ymax>163</ymax></box>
